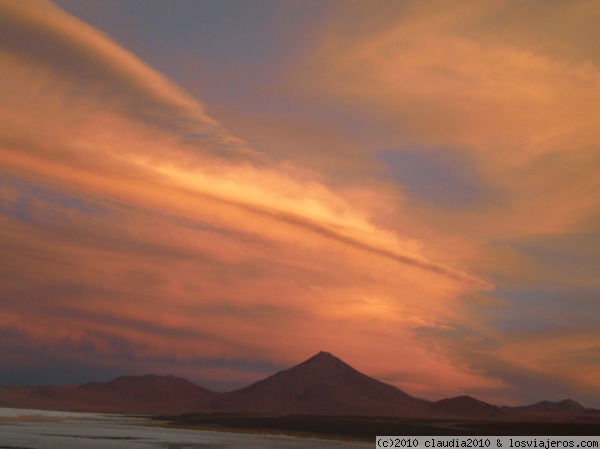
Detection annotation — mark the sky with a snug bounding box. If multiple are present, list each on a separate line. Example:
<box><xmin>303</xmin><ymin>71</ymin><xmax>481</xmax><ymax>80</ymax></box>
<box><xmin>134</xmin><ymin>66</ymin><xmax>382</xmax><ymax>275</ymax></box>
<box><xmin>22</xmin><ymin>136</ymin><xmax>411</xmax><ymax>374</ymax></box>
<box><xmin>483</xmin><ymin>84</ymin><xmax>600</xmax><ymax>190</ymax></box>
<box><xmin>0</xmin><ymin>0</ymin><xmax>599</xmax><ymax>407</ymax></box>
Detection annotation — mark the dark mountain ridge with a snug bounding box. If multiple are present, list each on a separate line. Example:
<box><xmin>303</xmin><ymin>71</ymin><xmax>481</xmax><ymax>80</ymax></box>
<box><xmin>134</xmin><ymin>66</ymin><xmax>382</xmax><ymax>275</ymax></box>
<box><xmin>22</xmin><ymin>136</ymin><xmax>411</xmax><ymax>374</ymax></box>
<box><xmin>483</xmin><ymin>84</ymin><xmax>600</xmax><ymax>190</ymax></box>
<box><xmin>0</xmin><ymin>351</ymin><xmax>593</xmax><ymax>420</ymax></box>
<box><xmin>79</xmin><ymin>374</ymin><xmax>215</xmax><ymax>402</ymax></box>
<box><xmin>513</xmin><ymin>399</ymin><xmax>587</xmax><ymax>414</ymax></box>
<box><xmin>0</xmin><ymin>374</ymin><xmax>216</xmax><ymax>414</ymax></box>
<box><xmin>431</xmin><ymin>395</ymin><xmax>504</xmax><ymax>418</ymax></box>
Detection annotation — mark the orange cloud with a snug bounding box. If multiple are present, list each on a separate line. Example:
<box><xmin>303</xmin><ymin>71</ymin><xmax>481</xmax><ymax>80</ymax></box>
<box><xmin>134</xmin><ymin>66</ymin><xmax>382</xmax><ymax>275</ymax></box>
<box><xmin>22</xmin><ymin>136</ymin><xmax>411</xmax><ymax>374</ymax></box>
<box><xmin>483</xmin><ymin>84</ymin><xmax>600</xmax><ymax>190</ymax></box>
<box><xmin>298</xmin><ymin>0</ymin><xmax>600</xmax><ymax>238</ymax></box>
<box><xmin>2</xmin><ymin>0</ymin><xmax>598</xmax><ymax>406</ymax></box>
<box><xmin>0</xmin><ymin>0</ymin><xmax>498</xmax><ymax>397</ymax></box>
<box><xmin>272</xmin><ymin>0</ymin><xmax>600</xmax><ymax>405</ymax></box>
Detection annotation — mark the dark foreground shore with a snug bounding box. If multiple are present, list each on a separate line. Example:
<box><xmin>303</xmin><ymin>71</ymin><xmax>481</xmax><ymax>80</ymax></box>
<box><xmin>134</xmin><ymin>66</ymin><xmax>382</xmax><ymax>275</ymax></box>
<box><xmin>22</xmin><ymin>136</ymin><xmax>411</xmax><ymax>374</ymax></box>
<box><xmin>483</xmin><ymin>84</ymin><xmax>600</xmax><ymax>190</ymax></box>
<box><xmin>156</xmin><ymin>414</ymin><xmax>600</xmax><ymax>441</ymax></box>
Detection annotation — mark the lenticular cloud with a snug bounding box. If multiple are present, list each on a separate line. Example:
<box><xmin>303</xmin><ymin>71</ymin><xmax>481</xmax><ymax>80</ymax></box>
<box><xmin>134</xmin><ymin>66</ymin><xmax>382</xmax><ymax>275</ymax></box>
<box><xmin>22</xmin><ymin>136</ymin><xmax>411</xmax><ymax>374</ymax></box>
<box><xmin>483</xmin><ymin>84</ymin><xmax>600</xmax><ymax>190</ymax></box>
<box><xmin>0</xmin><ymin>0</ymin><xmax>492</xmax><ymax>396</ymax></box>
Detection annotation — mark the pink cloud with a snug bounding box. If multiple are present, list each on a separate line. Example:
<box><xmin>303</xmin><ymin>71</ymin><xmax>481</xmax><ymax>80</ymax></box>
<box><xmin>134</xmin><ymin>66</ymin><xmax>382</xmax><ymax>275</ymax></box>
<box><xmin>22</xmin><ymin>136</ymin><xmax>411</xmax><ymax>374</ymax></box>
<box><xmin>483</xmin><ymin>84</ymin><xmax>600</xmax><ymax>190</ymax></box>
<box><xmin>0</xmin><ymin>0</ymin><xmax>499</xmax><ymax>399</ymax></box>
<box><xmin>2</xmin><ymin>0</ymin><xmax>598</xmax><ymax>406</ymax></box>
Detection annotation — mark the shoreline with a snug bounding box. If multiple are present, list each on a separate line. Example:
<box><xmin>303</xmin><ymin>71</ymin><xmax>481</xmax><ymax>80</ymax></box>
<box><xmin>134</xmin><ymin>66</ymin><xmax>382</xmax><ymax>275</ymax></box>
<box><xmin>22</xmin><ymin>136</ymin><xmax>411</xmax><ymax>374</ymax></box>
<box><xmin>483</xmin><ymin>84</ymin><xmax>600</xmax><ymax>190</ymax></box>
<box><xmin>157</xmin><ymin>422</ymin><xmax>371</xmax><ymax>442</ymax></box>
<box><xmin>155</xmin><ymin>413</ymin><xmax>600</xmax><ymax>439</ymax></box>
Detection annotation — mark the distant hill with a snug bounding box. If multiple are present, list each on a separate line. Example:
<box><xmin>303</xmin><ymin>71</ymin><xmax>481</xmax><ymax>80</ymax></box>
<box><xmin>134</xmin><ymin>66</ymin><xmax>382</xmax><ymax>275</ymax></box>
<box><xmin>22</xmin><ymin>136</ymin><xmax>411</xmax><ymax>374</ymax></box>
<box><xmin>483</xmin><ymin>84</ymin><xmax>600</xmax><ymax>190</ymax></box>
<box><xmin>431</xmin><ymin>395</ymin><xmax>503</xmax><ymax>418</ymax></box>
<box><xmin>0</xmin><ymin>351</ymin><xmax>595</xmax><ymax>421</ymax></box>
<box><xmin>0</xmin><ymin>374</ymin><xmax>216</xmax><ymax>414</ymax></box>
<box><xmin>79</xmin><ymin>374</ymin><xmax>215</xmax><ymax>403</ymax></box>
<box><xmin>513</xmin><ymin>399</ymin><xmax>587</xmax><ymax>414</ymax></box>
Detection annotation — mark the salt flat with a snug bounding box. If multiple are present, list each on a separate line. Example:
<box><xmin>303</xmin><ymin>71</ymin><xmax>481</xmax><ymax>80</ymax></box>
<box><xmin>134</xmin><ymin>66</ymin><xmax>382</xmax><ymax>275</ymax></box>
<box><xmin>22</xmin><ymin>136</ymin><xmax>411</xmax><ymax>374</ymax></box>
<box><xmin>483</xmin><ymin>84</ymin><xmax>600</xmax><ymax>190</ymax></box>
<box><xmin>0</xmin><ymin>408</ymin><xmax>371</xmax><ymax>449</ymax></box>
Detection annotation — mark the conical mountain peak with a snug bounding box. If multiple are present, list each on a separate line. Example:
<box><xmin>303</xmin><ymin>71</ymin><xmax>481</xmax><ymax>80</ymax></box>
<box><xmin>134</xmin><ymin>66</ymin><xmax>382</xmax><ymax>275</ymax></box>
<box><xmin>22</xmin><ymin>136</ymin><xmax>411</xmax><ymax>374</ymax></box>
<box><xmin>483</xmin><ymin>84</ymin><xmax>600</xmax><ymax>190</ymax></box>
<box><xmin>300</xmin><ymin>351</ymin><xmax>347</xmax><ymax>367</ymax></box>
<box><xmin>206</xmin><ymin>351</ymin><xmax>424</xmax><ymax>416</ymax></box>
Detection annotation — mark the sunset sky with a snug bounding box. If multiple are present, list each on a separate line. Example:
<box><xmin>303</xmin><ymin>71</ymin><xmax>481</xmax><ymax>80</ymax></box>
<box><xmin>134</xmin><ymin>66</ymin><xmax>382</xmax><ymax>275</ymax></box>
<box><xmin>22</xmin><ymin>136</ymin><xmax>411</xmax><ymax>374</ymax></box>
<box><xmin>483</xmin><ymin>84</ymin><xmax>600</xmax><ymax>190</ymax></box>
<box><xmin>1</xmin><ymin>0</ymin><xmax>599</xmax><ymax>407</ymax></box>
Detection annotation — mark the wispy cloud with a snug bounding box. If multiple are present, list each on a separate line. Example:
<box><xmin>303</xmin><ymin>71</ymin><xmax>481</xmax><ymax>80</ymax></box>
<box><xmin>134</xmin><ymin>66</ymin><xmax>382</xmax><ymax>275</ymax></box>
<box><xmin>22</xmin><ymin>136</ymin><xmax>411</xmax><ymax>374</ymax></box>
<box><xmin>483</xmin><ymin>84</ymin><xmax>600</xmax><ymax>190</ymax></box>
<box><xmin>282</xmin><ymin>0</ymin><xmax>600</xmax><ymax>404</ymax></box>
<box><xmin>300</xmin><ymin>0</ymin><xmax>600</xmax><ymax>235</ymax></box>
<box><xmin>1</xmin><ymin>0</ymin><xmax>599</xmax><ymax>406</ymax></box>
<box><xmin>0</xmin><ymin>0</ymin><xmax>496</xmax><ymax>396</ymax></box>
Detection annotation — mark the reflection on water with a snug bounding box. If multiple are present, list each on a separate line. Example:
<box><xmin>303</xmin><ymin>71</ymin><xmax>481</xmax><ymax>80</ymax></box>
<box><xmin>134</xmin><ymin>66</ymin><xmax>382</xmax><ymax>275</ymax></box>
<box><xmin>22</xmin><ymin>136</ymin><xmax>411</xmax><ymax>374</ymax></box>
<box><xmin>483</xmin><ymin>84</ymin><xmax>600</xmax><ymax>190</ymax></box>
<box><xmin>0</xmin><ymin>408</ymin><xmax>371</xmax><ymax>449</ymax></box>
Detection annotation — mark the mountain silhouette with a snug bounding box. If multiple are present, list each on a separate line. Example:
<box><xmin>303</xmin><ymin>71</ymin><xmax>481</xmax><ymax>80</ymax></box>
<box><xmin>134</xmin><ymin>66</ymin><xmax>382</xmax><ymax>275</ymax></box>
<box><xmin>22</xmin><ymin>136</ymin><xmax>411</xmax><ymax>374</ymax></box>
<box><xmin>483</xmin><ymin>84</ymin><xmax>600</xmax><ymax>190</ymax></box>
<box><xmin>0</xmin><ymin>375</ymin><xmax>216</xmax><ymax>414</ymax></box>
<box><xmin>79</xmin><ymin>374</ymin><xmax>215</xmax><ymax>403</ymax></box>
<box><xmin>514</xmin><ymin>399</ymin><xmax>587</xmax><ymax>414</ymax></box>
<box><xmin>431</xmin><ymin>395</ymin><xmax>502</xmax><ymax>418</ymax></box>
<box><xmin>204</xmin><ymin>351</ymin><xmax>429</xmax><ymax>416</ymax></box>
<box><xmin>0</xmin><ymin>351</ymin><xmax>594</xmax><ymax>421</ymax></box>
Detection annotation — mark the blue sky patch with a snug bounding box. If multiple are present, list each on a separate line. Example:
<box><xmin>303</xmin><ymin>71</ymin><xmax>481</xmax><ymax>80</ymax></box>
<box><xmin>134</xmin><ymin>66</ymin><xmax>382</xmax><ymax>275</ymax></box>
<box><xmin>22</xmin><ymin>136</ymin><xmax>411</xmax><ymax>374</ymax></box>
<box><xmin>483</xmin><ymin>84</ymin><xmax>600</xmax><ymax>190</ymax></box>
<box><xmin>378</xmin><ymin>148</ymin><xmax>497</xmax><ymax>208</ymax></box>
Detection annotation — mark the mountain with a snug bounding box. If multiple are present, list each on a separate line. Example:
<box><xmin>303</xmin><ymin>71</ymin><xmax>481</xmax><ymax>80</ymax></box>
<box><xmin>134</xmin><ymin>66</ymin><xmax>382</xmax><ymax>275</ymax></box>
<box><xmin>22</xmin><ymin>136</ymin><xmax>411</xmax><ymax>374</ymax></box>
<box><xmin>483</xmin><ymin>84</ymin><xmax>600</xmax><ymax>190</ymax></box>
<box><xmin>203</xmin><ymin>351</ymin><xmax>430</xmax><ymax>417</ymax></box>
<box><xmin>431</xmin><ymin>395</ymin><xmax>503</xmax><ymax>418</ymax></box>
<box><xmin>0</xmin><ymin>352</ymin><xmax>595</xmax><ymax>421</ymax></box>
<box><xmin>79</xmin><ymin>374</ymin><xmax>214</xmax><ymax>403</ymax></box>
<box><xmin>514</xmin><ymin>399</ymin><xmax>587</xmax><ymax>414</ymax></box>
<box><xmin>0</xmin><ymin>375</ymin><xmax>216</xmax><ymax>414</ymax></box>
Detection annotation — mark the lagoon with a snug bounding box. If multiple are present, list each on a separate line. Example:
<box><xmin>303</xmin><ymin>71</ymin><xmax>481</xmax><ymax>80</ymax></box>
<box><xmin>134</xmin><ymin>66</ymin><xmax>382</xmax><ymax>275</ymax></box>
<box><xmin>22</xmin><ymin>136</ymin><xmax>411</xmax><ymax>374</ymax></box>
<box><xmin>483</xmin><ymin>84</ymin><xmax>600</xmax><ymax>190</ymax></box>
<box><xmin>0</xmin><ymin>408</ymin><xmax>371</xmax><ymax>449</ymax></box>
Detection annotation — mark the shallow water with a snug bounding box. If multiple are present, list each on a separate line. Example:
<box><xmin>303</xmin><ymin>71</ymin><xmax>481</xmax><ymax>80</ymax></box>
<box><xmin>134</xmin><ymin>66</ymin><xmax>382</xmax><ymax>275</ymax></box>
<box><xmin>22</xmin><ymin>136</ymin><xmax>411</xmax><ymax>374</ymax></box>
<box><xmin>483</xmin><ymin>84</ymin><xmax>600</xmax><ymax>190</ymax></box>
<box><xmin>0</xmin><ymin>408</ymin><xmax>372</xmax><ymax>449</ymax></box>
